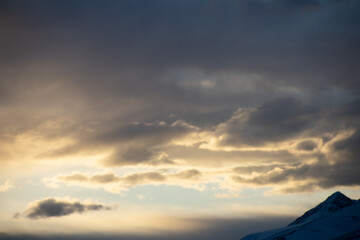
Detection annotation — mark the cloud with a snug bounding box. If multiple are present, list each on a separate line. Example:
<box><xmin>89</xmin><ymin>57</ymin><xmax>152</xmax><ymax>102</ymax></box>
<box><xmin>230</xmin><ymin>127</ymin><xmax>360</xmax><ymax>193</ymax></box>
<box><xmin>220</xmin><ymin>96</ymin><xmax>360</xmax><ymax>193</ymax></box>
<box><xmin>50</xmin><ymin>169</ymin><xmax>206</xmax><ymax>193</ymax></box>
<box><xmin>0</xmin><ymin>0</ymin><xmax>359</xmax><ymax>198</ymax></box>
<box><xmin>216</xmin><ymin>98</ymin><xmax>319</xmax><ymax>146</ymax></box>
<box><xmin>1</xmin><ymin>1</ymin><xmax>360</xmax><ymax>239</ymax></box>
<box><xmin>0</xmin><ymin>0</ymin><xmax>359</xmax><ymax>132</ymax></box>
<box><xmin>0</xmin><ymin>180</ymin><xmax>13</xmax><ymax>192</ymax></box>
<box><xmin>18</xmin><ymin>198</ymin><xmax>111</xmax><ymax>219</ymax></box>
<box><xmin>39</xmin><ymin>120</ymin><xmax>198</xmax><ymax>166</ymax></box>
<box><xmin>296</xmin><ymin>140</ymin><xmax>317</xmax><ymax>151</ymax></box>
<box><xmin>321</xmin><ymin>128</ymin><xmax>360</xmax><ymax>188</ymax></box>
<box><xmin>9</xmin><ymin>96</ymin><xmax>360</xmax><ymax>195</ymax></box>
<box><xmin>173</xmin><ymin>169</ymin><xmax>202</xmax><ymax>180</ymax></box>
<box><xmin>59</xmin><ymin>173</ymin><xmax>120</xmax><ymax>184</ymax></box>
<box><xmin>95</xmin><ymin>121</ymin><xmax>196</xmax><ymax>145</ymax></box>
<box><xmin>0</xmin><ymin>0</ymin><xmax>359</xmax><ymax>178</ymax></box>
<box><xmin>273</xmin><ymin>0</ymin><xmax>320</xmax><ymax>11</ymax></box>
<box><xmin>122</xmin><ymin>172</ymin><xmax>166</xmax><ymax>186</ymax></box>
<box><xmin>232</xmin><ymin>164</ymin><xmax>311</xmax><ymax>185</ymax></box>
<box><xmin>45</xmin><ymin>96</ymin><xmax>360</xmax><ymax>194</ymax></box>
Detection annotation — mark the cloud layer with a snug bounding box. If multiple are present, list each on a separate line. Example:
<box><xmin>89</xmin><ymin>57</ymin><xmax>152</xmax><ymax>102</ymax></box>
<box><xmin>1</xmin><ymin>1</ymin><xmax>360</xmax><ymax>239</ymax></box>
<box><xmin>46</xmin><ymin>169</ymin><xmax>205</xmax><ymax>193</ymax></box>
<box><xmin>0</xmin><ymin>1</ymin><xmax>359</xmax><ymax>232</ymax></box>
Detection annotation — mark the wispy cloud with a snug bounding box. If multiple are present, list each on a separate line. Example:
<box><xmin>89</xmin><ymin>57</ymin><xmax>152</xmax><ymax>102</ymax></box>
<box><xmin>45</xmin><ymin>169</ymin><xmax>207</xmax><ymax>193</ymax></box>
<box><xmin>0</xmin><ymin>180</ymin><xmax>13</xmax><ymax>192</ymax></box>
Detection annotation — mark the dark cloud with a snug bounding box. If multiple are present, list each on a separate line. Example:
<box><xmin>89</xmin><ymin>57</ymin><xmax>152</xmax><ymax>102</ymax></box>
<box><xmin>274</xmin><ymin>0</ymin><xmax>320</xmax><ymax>11</ymax></box>
<box><xmin>231</xmin><ymin>127</ymin><xmax>360</xmax><ymax>192</ymax></box>
<box><xmin>0</xmin><ymin>0</ymin><xmax>359</xmax><ymax>123</ymax></box>
<box><xmin>323</xmin><ymin>129</ymin><xmax>360</xmax><ymax>188</ymax></box>
<box><xmin>218</xmin><ymin>98</ymin><xmax>319</xmax><ymax>146</ymax></box>
<box><xmin>98</xmin><ymin>121</ymin><xmax>196</xmax><ymax>166</ymax></box>
<box><xmin>104</xmin><ymin>149</ymin><xmax>175</xmax><ymax>166</ymax></box>
<box><xmin>19</xmin><ymin>198</ymin><xmax>111</xmax><ymax>219</ymax></box>
<box><xmin>296</xmin><ymin>140</ymin><xmax>317</xmax><ymax>151</ymax></box>
<box><xmin>95</xmin><ymin>121</ymin><xmax>195</xmax><ymax>145</ymax></box>
<box><xmin>228</xmin><ymin>97</ymin><xmax>360</xmax><ymax>192</ymax></box>
<box><xmin>332</xmin><ymin>98</ymin><xmax>360</xmax><ymax>121</ymax></box>
<box><xmin>0</xmin><ymin>0</ymin><xmax>359</xmax><ymax>165</ymax></box>
<box><xmin>39</xmin><ymin>120</ymin><xmax>196</xmax><ymax>166</ymax></box>
<box><xmin>97</xmin><ymin>123</ymin><xmax>194</xmax><ymax>166</ymax></box>
<box><xmin>0</xmin><ymin>0</ymin><xmax>359</xmax><ymax>194</ymax></box>
<box><xmin>117</xmin><ymin>147</ymin><xmax>156</xmax><ymax>164</ymax></box>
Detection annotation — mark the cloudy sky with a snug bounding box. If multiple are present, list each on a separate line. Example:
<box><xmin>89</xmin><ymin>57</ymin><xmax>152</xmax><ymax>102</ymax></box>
<box><xmin>1</xmin><ymin>0</ymin><xmax>360</xmax><ymax>239</ymax></box>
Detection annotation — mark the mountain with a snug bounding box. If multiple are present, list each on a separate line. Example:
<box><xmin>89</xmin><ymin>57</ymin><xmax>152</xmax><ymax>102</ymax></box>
<box><xmin>241</xmin><ymin>192</ymin><xmax>360</xmax><ymax>240</ymax></box>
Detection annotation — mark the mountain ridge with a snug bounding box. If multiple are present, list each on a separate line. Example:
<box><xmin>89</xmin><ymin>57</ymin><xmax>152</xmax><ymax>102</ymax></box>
<box><xmin>241</xmin><ymin>191</ymin><xmax>360</xmax><ymax>240</ymax></box>
<box><xmin>288</xmin><ymin>191</ymin><xmax>356</xmax><ymax>226</ymax></box>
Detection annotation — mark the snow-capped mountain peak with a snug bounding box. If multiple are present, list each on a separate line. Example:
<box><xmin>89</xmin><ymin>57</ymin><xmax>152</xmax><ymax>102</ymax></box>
<box><xmin>289</xmin><ymin>191</ymin><xmax>356</xmax><ymax>226</ymax></box>
<box><xmin>241</xmin><ymin>192</ymin><xmax>360</xmax><ymax>240</ymax></box>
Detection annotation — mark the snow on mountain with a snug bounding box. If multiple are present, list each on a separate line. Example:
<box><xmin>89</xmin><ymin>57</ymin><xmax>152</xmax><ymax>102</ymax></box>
<box><xmin>288</xmin><ymin>191</ymin><xmax>356</xmax><ymax>226</ymax></box>
<box><xmin>240</xmin><ymin>192</ymin><xmax>360</xmax><ymax>240</ymax></box>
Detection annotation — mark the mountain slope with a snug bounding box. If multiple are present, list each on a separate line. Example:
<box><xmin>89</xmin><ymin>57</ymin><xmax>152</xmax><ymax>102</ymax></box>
<box><xmin>241</xmin><ymin>192</ymin><xmax>360</xmax><ymax>240</ymax></box>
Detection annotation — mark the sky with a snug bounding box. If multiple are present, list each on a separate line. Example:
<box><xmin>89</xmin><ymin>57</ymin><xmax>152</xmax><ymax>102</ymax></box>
<box><xmin>0</xmin><ymin>0</ymin><xmax>360</xmax><ymax>239</ymax></box>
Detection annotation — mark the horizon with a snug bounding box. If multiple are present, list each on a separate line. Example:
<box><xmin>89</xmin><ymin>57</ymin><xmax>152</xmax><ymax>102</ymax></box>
<box><xmin>1</xmin><ymin>0</ymin><xmax>360</xmax><ymax>239</ymax></box>
<box><xmin>1</xmin><ymin>191</ymin><xmax>358</xmax><ymax>240</ymax></box>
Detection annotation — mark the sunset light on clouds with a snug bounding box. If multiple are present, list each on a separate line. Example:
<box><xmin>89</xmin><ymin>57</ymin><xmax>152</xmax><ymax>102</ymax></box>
<box><xmin>0</xmin><ymin>1</ymin><xmax>360</xmax><ymax>239</ymax></box>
